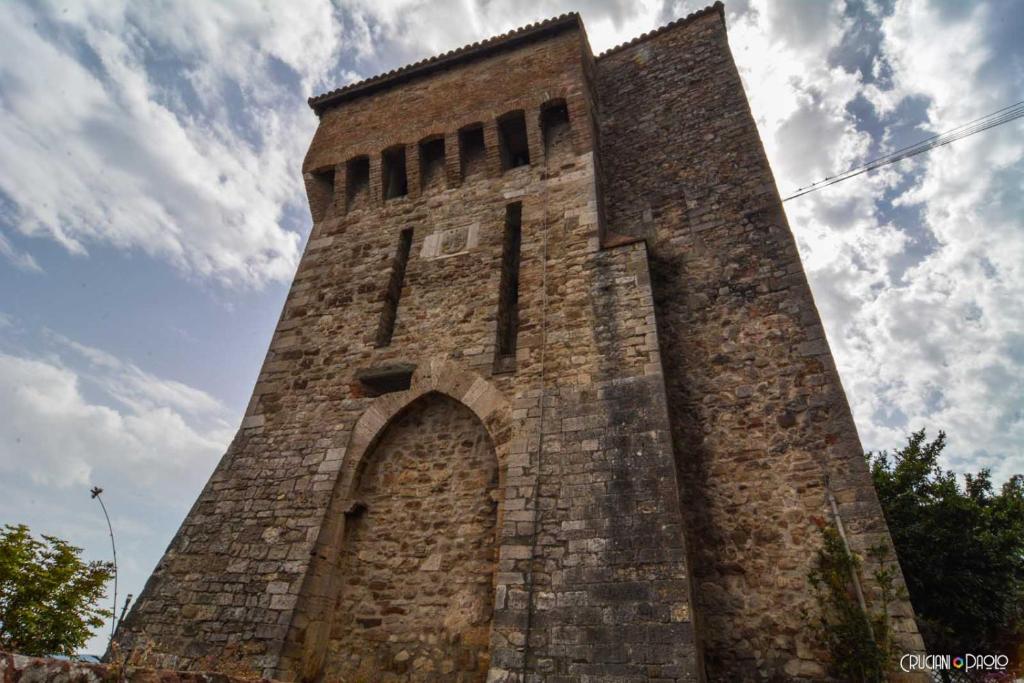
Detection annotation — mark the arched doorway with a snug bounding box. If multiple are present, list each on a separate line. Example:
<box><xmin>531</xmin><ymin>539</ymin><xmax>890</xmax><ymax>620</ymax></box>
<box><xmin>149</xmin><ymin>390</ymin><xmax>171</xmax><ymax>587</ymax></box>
<box><xmin>322</xmin><ymin>392</ymin><xmax>499</xmax><ymax>681</ymax></box>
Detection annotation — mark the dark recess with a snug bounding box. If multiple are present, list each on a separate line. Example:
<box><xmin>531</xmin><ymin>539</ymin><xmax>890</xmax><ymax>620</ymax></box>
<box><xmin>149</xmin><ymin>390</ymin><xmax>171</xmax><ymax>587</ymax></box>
<box><xmin>459</xmin><ymin>124</ymin><xmax>486</xmax><ymax>179</ymax></box>
<box><xmin>494</xmin><ymin>202</ymin><xmax>523</xmax><ymax>373</ymax></box>
<box><xmin>376</xmin><ymin>228</ymin><xmax>414</xmax><ymax>346</ymax></box>
<box><xmin>498</xmin><ymin>111</ymin><xmax>530</xmax><ymax>170</ymax></box>
<box><xmin>382</xmin><ymin>146</ymin><xmax>408</xmax><ymax>199</ymax></box>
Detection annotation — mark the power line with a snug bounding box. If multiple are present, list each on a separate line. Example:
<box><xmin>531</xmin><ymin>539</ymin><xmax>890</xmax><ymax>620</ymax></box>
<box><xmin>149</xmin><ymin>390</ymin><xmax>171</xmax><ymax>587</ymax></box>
<box><xmin>782</xmin><ymin>99</ymin><xmax>1024</xmax><ymax>201</ymax></box>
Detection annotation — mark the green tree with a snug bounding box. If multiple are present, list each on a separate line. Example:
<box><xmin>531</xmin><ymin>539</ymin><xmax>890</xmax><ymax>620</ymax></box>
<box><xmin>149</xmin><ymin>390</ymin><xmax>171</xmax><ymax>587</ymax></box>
<box><xmin>869</xmin><ymin>430</ymin><xmax>1024</xmax><ymax>668</ymax></box>
<box><xmin>0</xmin><ymin>524</ymin><xmax>113</xmax><ymax>656</ymax></box>
<box><xmin>809</xmin><ymin>526</ymin><xmax>897</xmax><ymax>682</ymax></box>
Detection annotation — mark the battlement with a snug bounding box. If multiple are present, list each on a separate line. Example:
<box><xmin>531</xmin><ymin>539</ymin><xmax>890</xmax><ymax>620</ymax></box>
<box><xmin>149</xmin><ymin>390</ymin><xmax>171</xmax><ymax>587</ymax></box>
<box><xmin>303</xmin><ymin>95</ymin><xmax>581</xmax><ymax>220</ymax></box>
<box><xmin>302</xmin><ymin>21</ymin><xmax>597</xmax><ymax>233</ymax></box>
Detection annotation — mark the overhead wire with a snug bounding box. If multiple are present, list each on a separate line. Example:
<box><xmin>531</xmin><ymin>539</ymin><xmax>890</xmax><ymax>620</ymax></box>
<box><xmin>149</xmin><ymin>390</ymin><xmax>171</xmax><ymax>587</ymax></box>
<box><xmin>783</xmin><ymin>99</ymin><xmax>1024</xmax><ymax>201</ymax></box>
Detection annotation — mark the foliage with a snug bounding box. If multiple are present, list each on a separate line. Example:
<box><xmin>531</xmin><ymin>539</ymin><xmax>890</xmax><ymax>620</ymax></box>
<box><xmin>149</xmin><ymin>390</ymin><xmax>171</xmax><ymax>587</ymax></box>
<box><xmin>869</xmin><ymin>429</ymin><xmax>1024</xmax><ymax>671</ymax></box>
<box><xmin>809</xmin><ymin>525</ymin><xmax>897</xmax><ymax>681</ymax></box>
<box><xmin>0</xmin><ymin>524</ymin><xmax>113</xmax><ymax>656</ymax></box>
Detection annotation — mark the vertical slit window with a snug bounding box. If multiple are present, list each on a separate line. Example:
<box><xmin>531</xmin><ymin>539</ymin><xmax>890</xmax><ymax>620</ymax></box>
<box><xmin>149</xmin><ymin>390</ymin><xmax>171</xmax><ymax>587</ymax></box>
<box><xmin>346</xmin><ymin>156</ymin><xmax>370</xmax><ymax>211</ymax></box>
<box><xmin>382</xmin><ymin>146</ymin><xmax>408</xmax><ymax>199</ymax></box>
<box><xmin>497</xmin><ymin>111</ymin><xmax>530</xmax><ymax>171</ymax></box>
<box><xmin>376</xmin><ymin>228</ymin><xmax>413</xmax><ymax>347</ymax></box>
<box><xmin>308</xmin><ymin>167</ymin><xmax>335</xmax><ymax>222</ymax></box>
<box><xmin>459</xmin><ymin>124</ymin><xmax>486</xmax><ymax>180</ymax></box>
<box><xmin>494</xmin><ymin>203</ymin><xmax>522</xmax><ymax>372</ymax></box>
<box><xmin>419</xmin><ymin>136</ymin><xmax>446</xmax><ymax>192</ymax></box>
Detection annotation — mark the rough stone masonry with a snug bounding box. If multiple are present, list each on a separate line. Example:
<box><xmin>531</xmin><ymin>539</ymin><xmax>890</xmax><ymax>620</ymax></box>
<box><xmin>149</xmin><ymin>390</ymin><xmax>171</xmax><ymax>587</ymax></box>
<box><xmin>116</xmin><ymin>3</ymin><xmax>926</xmax><ymax>681</ymax></box>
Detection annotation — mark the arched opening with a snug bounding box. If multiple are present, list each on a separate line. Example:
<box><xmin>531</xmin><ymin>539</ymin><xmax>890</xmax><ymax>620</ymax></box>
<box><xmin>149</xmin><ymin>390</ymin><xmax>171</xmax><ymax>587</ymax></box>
<box><xmin>306</xmin><ymin>166</ymin><xmax>336</xmax><ymax>222</ymax></box>
<box><xmin>322</xmin><ymin>392</ymin><xmax>499</xmax><ymax>681</ymax></box>
<box><xmin>497</xmin><ymin>110</ymin><xmax>530</xmax><ymax>171</ymax></box>
<box><xmin>382</xmin><ymin>145</ymin><xmax>409</xmax><ymax>200</ymax></box>
<box><xmin>418</xmin><ymin>134</ymin><xmax>447</xmax><ymax>192</ymax></box>
<box><xmin>346</xmin><ymin>155</ymin><xmax>370</xmax><ymax>211</ymax></box>
<box><xmin>459</xmin><ymin>123</ymin><xmax>486</xmax><ymax>180</ymax></box>
<box><xmin>540</xmin><ymin>99</ymin><xmax>572</xmax><ymax>167</ymax></box>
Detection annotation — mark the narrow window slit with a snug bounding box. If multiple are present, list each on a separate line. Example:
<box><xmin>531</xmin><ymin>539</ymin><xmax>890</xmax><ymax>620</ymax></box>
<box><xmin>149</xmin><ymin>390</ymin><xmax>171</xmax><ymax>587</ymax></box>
<box><xmin>376</xmin><ymin>228</ymin><xmax>413</xmax><ymax>347</ymax></box>
<box><xmin>498</xmin><ymin>111</ymin><xmax>530</xmax><ymax>171</ymax></box>
<box><xmin>307</xmin><ymin>167</ymin><xmax>335</xmax><ymax>222</ymax></box>
<box><xmin>459</xmin><ymin>124</ymin><xmax>486</xmax><ymax>180</ymax></box>
<box><xmin>419</xmin><ymin>136</ymin><xmax>446</xmax><ymax>192</ymax></box>
<box><xmin>494</xmin><ymin>203</ymin><xmax>522</xmax><ymax>373</ymax></box>
<box><xmin>382</xmin><ymin>146</ymin><xmax>408</xmax><ymax>199</ymax></box>
<box><xmin>346</xmin><ymin>156</ymin><xmax>370</xmax><ymax>211</ymax></box>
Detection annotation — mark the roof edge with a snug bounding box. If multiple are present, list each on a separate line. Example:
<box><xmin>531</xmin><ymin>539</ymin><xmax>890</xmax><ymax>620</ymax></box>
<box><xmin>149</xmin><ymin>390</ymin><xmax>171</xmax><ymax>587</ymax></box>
<box><xmin>309</xmin><ymin>13</ymin><xmax>582</xmax><ymax>114</ymax></box>
<box><xmin>596</xmin><ymin>1</ymin><xmax>724</xmax><ymax>60</ymax></box>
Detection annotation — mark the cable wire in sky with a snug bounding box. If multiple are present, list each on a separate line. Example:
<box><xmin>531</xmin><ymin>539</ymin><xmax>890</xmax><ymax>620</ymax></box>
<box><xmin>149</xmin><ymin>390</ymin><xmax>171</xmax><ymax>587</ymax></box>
<box><xmin>782</xmin><ymin>100</ymin><xmax>1024</xmax><ymax>201</ymax></box>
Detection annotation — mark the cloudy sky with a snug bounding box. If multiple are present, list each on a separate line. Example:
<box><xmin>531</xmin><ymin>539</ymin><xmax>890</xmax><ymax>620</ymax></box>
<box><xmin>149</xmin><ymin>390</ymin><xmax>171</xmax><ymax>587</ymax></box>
<box><xmin>1</xmin><ymin>0</ymin><xmax>1021</xmax><ymax>654</ymax></box>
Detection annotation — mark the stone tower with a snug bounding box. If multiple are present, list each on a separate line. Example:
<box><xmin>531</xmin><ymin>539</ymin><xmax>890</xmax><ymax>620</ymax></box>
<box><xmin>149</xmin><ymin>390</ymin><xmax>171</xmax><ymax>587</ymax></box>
<box><xmin>118</xmin><ymin>4</ymin><xmax>925</xmax><ymax>680</ymax></box>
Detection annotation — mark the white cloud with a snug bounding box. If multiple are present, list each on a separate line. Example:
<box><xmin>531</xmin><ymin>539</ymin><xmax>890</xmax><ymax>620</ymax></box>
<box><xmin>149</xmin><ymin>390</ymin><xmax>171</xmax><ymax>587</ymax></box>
<box><xmin>0</xmin><ymin>231</ymin><xmax>42</xmax><ymax>272</ymax></box>
<box><xmin>0</xmin><ymin>324</ymin><xmax>236</xmax><ymax>655</ymax></box>
<box><xmin>0</xmin><ymin>1</ymin><xmax>355</xmax><ymax>287</ymax></box>
<box><xmin>834</xmin><ymin>0</ymin><xmax>1024</xmax><ymax>482</ymax></box>
<box><xmin>0</xmin><ymin>342</ymin><xmax>231</xmax><ymax>490</ymax></box>
<box><xmin>47</xmin><ymin>331</ymin><xmax>227</xmax><ymax>417</ymax></box>
<box><xmin>335</xmin><ymin>0</ymin><xmax>667</xmax><ymax>68</ymax></box>
<box><xmin>725</xmin><ymin>0</ymin><xmax>1024</xmax><ymax>482</ymax></box>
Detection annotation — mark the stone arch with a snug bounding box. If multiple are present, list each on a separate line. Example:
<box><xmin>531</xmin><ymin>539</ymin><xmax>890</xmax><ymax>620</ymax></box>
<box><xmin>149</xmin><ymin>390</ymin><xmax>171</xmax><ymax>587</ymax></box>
<box><xmin>282</xmin><ymin>358</ymin><xmax>514</xmax><ymax>682</ymax></box>
<box><xmin>338</xmin><ymin>358</ymin><xmax>513</xmax><ymax>503</ymax></box>
<box><xmin>327</xmin><ymin>392</ymin><xmax>498</xmax><ymax>680</ymax></box>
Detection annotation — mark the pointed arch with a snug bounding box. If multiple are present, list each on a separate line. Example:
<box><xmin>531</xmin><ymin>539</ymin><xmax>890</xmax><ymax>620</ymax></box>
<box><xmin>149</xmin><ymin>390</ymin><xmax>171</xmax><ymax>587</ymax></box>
<box><xmin>328</xmin><ymin>392</ymin><xmax>498</xmax><ymax>678</ymax></box>
<box><xmin>340</xmin><ymin>358</ymin><xmax>513</xmax><ymax>504</ymax></box>
<box><xmin>281</xmin><ymin>358</ymin><xmax>515</xmax><ymax>682</ymax></box>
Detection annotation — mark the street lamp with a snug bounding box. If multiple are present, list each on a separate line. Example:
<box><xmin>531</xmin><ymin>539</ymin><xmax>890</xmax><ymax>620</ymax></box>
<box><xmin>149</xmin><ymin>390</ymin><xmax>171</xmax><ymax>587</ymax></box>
<box><xmin>90</xmin><ymin>486</ymin><xmax>118</xmax><ymax>644</ymax></box>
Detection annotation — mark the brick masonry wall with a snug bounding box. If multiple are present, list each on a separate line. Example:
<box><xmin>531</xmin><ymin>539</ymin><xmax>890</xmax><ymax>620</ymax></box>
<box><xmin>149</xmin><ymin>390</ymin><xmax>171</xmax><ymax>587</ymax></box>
<box><xmin>596</xmin><ymin>6</ymin><xmax>924</xmax><ymax>681</ymax></box>
<box><xmin>118</xmin><ymin>19</ymin><xmax>702</xmax><ymax>683</ymax></box>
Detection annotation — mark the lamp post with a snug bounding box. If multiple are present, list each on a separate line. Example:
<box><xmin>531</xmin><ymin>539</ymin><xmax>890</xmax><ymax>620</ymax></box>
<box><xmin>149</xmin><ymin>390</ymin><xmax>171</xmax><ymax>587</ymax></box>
<box><xmin>90</xmin><ymin>486</ymin><xmax>118</xmax><ymax>644</ymax></box>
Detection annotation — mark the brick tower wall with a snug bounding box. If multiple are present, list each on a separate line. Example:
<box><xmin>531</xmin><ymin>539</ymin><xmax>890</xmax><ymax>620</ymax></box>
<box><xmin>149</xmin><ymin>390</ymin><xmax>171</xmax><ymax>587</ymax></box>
<box><xmin>595</xmin><ymin>7</ymin><xmax>924</xmax><ymax>680</ymax></box>
<box><xmin>118</xmin><ymin>18</ymin><xmax>703</xmax><ymax>682</ymax></box>
<box><xmin>117</xmin><ymin>5</ymin><xmax>925</xmax><ymax>682</ymax></box>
